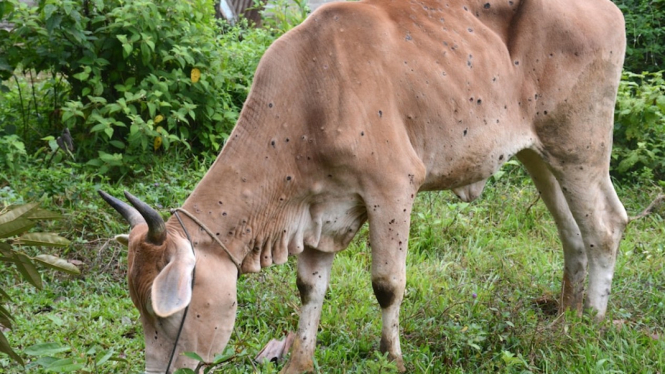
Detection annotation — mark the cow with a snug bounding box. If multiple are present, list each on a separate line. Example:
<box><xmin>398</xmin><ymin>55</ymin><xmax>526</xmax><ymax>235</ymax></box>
<box><xmin>99</xmin><ymin>0</ymin><xmax>628</xmax><ymax>372</ymax></box>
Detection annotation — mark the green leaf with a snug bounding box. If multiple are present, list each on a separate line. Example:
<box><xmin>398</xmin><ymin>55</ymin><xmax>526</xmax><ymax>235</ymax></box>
<box><xmin>90</xmin><ymin>123</ymin><xmax>107</xmax><ymax>133</ymax></box>
<box><xmin>0</xmin><ymin>304</ymin><xmax>14</xmax><ymax>327</ymax></box>
<box><xmin>44</xmin><ymin>358</ymin><xmax>85</xmax><ymax>372</ymax></box>
<box><xmin>0</xmin><ymin>217</ymin><xmax>36</xmax><ymax>239</ymax></box>
<box><xmin>62</xmin><ymin>1</ymin><xmax>73</xmax><ymax>16</ymax></box>
<box><xmin>211</xmin><ymin>346</ymin><xmax>235</xmax><ymax>364</ymax></box>
<box><xmin>13</xmin><ymin>253</ymin><xmax>43</xmax><ymax>289</ymax></box>
<box><xmin>98</xmin><ymin>152</ymin><xmax>123</xmax><ymax>166</ymax></box>
<box><xmin>0</xmin><ymin>242</ymin><xmax>10</xmax><ymax>255</ymax></box>
<box><xmin>25</xmin><ymin>209</ymin><xmax>62</xmax><ymax>221</ymax></box>
<box><xmin>45</xmin><ymin>14</ymin><xmax>63</xmax><ymax>34</ymax></box>
<box><xmin>122</xmin><ymin>43</ymin><xmax>133</xmax><ymax>56</ymax></box>
<box><xmin>0</xmin><ymin>287</ymin><xmax>12</xmax><ymax>301</ymax></box>
<box><xmin>32</xmin><ymin>255</ymin><xmax>80</xmax><ymax>275</ymax></box>
<box><xmin>141</xmin><ymin>42</ymin><xmax>151</xmax><ymax>65</ymax></box>
<box><xmin>0</xmin><ymin>330</ymin><xmax>24</xmax><ymax>366</ymax></box>
<box><xmin>173</xmin><ymin>369</ymin><xmax>196</xmax><ymax>374</ymax></box>
<box><xmin>24</xmin><ymin>342</ymin><xmax>71</xmax><ymax>356</ymax></box>
<box><xmin>15</xmin><ymin>233</ymin><xmax>70</xmax><ymax>247</ymax></box>
<box><xmin>183</xmin><ymin>351</ymin><xmax>204</xmax><ymax>362</ymax></box>
<box><xmin>96</xmin><ymin>349</ymin><xmax>114</xmax><ymax>366</ymax></box>
<box><xmin>73</xmin><ymin>69</ymin><xmax>90</xmax><ymax>81</ymax></box>
<box><xmin>0</xmin><ymin>1</ymin><xmax>15</xmax><ymax>20</ymax></box>
<box><xmin>30</xmin><ymin>356</ymin><xmax>60</xmax><ymax>368</ymax></box>
<box><xmin>0</xmin><ymin>203</ymin><xmax>39</xmax><ymax>229</ymax></box>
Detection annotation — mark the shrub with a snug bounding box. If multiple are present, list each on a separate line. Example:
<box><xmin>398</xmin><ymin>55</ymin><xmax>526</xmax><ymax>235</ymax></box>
<box><xmin>612</xmin><ymin>71</ymin><xmax>665</xmax><ymax>183</ymax></box>
<box><xmin>0</xmin><ymin>0</ymin><xmax>278</xmax><ymax>177</ymax></box>
<box><xmin>612</xmin><ymin>0</ymin><xmax>665</xmax><ymax>73</ymax></box>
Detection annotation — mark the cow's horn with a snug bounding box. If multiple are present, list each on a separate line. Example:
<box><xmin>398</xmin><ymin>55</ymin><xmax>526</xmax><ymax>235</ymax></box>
<box><xmin>98</xmin><ymin>190</ymin><xmax>145</xmax><ymax>227</ymax></box>
<box><xmin>123</xmin><ymin>191</ymin><xmax>167</xmax><ymax>245</ymax></box>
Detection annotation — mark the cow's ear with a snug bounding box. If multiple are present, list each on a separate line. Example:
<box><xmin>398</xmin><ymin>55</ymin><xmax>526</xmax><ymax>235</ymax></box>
<box><xmin>151</xmin><ymin>251</ymin><xmax>196</xmax><ymax>317</ymax></box>
<box><xmin>115</xmin><ymin>234</ymin><xmax>129</xmax><ymax>247</ymax></box>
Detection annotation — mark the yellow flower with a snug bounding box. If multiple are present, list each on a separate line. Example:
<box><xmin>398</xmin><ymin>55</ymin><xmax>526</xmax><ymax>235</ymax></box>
<box><xmin>191</xmin><ymin>68</ymin><xmax>201</xmax><ymax>83</ymax></box>
<box><xmin>154</xmin><ymin>126</ymin><xmax>164</xmax><ymax>150</ymax></box>
<box><xmin>154</xmin><ymin>136</ymin><xmax>162</xmax><ymax>151</ymax></box>
<box><xmin>154</xmin><ymin>114</ymin><xmax>164</xmax><ymax>124</ymax></box>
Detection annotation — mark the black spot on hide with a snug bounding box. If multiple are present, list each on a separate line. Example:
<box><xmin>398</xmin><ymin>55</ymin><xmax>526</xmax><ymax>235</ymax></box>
<box><xmin>372</xmin><ymin>281</ymin><xmax>396</xmax><ymax>308</ymax></box>
<box><xmin>296</xmin><ymin>277</ymin><xmax>313</xmax><ymax>304</ymax></box>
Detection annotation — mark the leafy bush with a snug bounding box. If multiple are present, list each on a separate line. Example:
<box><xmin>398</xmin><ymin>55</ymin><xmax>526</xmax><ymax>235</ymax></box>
<box><xmin>612</xmin><ymin>0</ymin><xmax>665</xmax><ymax>73</ymax></box>
<box><xmin>613</xmin><ymin>71</ymin><xmax>665</xmax><ymax>183</ymax></box>
<box><xmin>0</xmin><ymin>203</ymin><xmax>79</xmax><ymax>366</ymax></box>
<box><xmin>0</xmin><ymin>0</ymin><xmax>278</xmax><ymax>177</ymax></box>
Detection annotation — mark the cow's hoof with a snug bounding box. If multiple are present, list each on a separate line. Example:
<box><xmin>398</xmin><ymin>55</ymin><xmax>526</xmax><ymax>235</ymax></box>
<box><xmin>280</xmin><ymin>358</ymin><xmax>314</xmax><ymax>374</ymax></box>
<box><xmin>390</xmin><ymin>354</ymin><xmax>406</xmax><ymax>372</ymax></box>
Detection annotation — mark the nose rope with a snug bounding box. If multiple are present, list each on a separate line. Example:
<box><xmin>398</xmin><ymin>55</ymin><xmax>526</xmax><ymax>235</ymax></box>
<box><xmin>165</xmin><ymin>210</ymin><xmax>196</xmax><ymax>374</ymax></box>
<box><xmin>164</xmin><ymin>208</ymin><xmax>242</xmax><ymax>373</ymax></box>
<box><xmin>170</xmin><ymin>208</ymin><xmax>243</xmax><ymax>271</ymax></box>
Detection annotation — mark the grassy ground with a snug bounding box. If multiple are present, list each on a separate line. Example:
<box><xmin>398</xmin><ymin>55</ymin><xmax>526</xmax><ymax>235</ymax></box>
<box><xmin>1</xmin><ymin>160</ymin><xmax>664</xmax><ymax>373</ymax></box>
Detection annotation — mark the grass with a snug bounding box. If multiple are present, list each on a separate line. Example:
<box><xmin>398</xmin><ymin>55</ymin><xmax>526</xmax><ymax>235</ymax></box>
<box><xmin>1</xmin><ymin>160</ymin><xmax>664</xmax><ymax>373</ymax></box>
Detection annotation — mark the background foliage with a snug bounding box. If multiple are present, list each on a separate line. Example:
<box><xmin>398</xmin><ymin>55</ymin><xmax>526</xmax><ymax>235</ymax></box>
<box><xmin>613</xmin><ymin>0</ymin><xmax>665</xmax><ymax>73</ymax></box>
<box><xmin>613</xmin><ymin>71</ymin><xmax>665</xmax><ymax>183</ymax></box>
<box><xmin>0</xmin><ymin>0</ymin><xmax>280</xmax><ymax>177</ymax></box>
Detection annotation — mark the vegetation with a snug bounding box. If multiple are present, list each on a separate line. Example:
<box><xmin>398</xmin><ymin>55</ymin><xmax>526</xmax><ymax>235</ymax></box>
<box><xmin>613</xmin><ymin>71</ymin><xmax>665</xmax><ymax>183</ymax></box>
<box><xmin>0</xmin><ymin>161</ymin><xmax>663</xmax><ymax>372</ymax></box>
<box><xmin>613</xmin><ymin>0</ymin><xmax>665</xmax><ymax>73</ymax></box>
<box><xmin>0</xmin><ymin>0</ymin><xmax>664</xmax><ymax>372</ymax></box>
<box><xmin>0</xmin><ymin>0</ymin><xmax>283</xmax><ymax>176</ymax></box>
<box><xmin>0</xmin><ymin>202</ymin><xmax>79</xmax><ymax>366</ymax></box>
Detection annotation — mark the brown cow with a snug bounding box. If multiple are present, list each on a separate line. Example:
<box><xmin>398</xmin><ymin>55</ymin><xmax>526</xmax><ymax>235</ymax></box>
<box><xmin>100</xmin><ymin>0</ymin><xmax>628</xmax><ymax>372</ymax></box>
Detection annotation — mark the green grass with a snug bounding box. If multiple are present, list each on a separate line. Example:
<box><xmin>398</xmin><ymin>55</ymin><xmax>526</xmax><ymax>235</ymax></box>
<box><xmin>1</xmin><ymin>160</ymin><xmax>664</xmax><ymax>373</ymax></box>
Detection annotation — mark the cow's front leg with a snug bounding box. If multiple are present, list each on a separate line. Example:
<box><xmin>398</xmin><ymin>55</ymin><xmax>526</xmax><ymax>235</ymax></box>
<box><xmin>281</xmin><ymin>247</ymin><xmax>335</xmax><ymax>374</ymax></box>
<box><xmin>368</xmin><ymin>202</ymin><xmax>413</xmax><ymax>373</ymax></box>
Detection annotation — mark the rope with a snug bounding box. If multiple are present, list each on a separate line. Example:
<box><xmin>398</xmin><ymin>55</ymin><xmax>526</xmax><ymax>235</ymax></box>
<box><xmin>165</xmin><ymin>210</ymin><xmax>196</xmax><ymax>374</ymax></box>
<box><xmin>170</xmin><ymin>208</ymin><xmax>243</xmax><ymax>272</ymax></box>
<box><xmin>163</xmin><ymin>208</ymin><xmax>243</xmax><ymax>373</ymax></box>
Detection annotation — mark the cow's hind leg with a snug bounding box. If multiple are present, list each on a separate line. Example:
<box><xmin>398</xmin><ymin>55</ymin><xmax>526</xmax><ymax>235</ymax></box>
<box><xmin>518</xmin><ymin>150</ymin><xmax>587</xmax><ymax>312</ymax></box>
<box><xmin>554</xmin><ymin>166</ymin><xmax>628</xmax><ymax>319</ymax></box>
<box><xmin>519</xmin><ymin>146</ymin><xmax>628</xmax><ymax>319</ymax></box>
<box><xmin>282</xmin><ymin>248</ymin><xmax>335</xmax><ymax>374</ymax></box>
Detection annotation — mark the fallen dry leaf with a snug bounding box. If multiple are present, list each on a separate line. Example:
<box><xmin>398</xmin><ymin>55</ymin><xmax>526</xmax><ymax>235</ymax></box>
<box><xmin>255</xmin><ymin>332</ymin><xmax>295</xmax><ymax>364</ymax></box>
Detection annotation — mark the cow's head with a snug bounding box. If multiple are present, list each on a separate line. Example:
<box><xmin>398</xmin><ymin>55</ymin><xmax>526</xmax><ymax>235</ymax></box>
<box><xmin>98</xmin><ymin>191</ymin><xmax>238</xmax><ymax>373</ymax></box>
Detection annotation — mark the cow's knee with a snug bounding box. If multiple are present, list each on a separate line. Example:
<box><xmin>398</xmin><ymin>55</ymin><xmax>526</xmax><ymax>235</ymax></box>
<box><xmin>372</xmin><ymin>277</ymin><xmax>402</xmax><ymax>309</ymax></box>
<box><xmin>296</xmin><ymin>275</ymin><xmax>316</xmax><ymax>305</ymax></box>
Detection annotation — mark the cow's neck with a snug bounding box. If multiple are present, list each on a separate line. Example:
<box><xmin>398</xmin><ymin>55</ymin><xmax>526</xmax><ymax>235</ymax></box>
<box><xmin>169</xmin><ymin>95</ymin><xmax>311</xmax><ymax>273</ymax></box>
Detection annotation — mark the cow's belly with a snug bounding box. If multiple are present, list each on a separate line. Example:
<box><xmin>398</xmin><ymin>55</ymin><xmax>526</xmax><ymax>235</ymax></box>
<box><xmin>418</xmin><ymin>124</ymin><xmax>534</xmax><ymax>192</ymax></box>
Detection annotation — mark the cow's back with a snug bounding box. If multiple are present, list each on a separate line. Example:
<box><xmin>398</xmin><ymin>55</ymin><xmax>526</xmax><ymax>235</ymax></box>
<box><xmin>249</xmin><ymin>0</ymin><xmax>625</xmax><ymax>191</ymax></box>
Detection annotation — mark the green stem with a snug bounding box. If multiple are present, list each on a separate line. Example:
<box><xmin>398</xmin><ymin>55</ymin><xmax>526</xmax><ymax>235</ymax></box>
<box><xmin>13</xmin><ymin>74</ymin><xmax>27</xmax><ymax>140</ymax></box>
